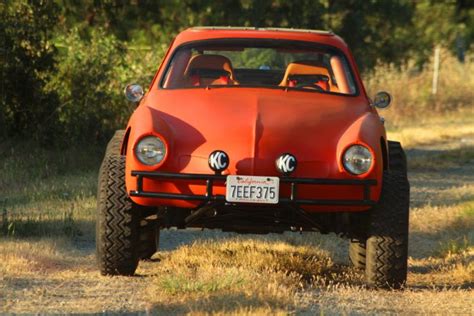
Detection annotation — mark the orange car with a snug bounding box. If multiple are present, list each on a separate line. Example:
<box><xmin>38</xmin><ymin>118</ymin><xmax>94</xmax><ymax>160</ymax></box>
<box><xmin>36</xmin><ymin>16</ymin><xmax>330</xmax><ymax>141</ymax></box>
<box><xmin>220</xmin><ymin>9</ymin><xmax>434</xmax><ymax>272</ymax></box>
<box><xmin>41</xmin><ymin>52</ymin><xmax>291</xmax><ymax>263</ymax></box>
<box><xmin>96</xmin><ymin>27</ymin><xmax>409</xmax><ymax>288</ymax></box>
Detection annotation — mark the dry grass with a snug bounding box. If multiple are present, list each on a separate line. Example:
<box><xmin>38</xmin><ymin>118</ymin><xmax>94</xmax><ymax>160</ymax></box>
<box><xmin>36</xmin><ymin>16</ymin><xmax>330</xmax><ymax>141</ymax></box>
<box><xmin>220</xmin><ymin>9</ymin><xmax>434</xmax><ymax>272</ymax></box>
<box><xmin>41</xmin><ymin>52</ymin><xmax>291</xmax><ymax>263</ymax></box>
<box><xmin>1</xmin><ymin>111</ymin><xmax>474</xmax><ymax>314</ymax></box>
<box><xmin>408</xmin><ymin>145</ymin><xmax>474</xmax><ymax>171</ymax></box>
<box><xmin>365</xmin><ymin>50</ymin><xmax>474</xmax><ymax>125</ymax></box>
<box><xmin>296</xmin><ymin>286</ymin><xmax>473</xmax><ymax>315</ymax></box>
<box><xmin>383</xmin><ymin>107</ymin><xmax>474</xmax><ymax>149</ymax></box>
<box><xmin>145</xmin><ymin>237</ymin><xmax>359</xmax><ymax>314</ymax></box>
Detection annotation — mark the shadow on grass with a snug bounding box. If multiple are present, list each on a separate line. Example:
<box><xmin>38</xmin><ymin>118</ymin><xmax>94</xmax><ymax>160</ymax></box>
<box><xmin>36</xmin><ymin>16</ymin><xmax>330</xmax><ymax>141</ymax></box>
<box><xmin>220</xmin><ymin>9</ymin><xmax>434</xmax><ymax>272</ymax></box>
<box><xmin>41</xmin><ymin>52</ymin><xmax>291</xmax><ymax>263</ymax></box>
<box><xmin>0</xmin><ymin>217</ymin><xmax>95</xmax><ymax>240</ymax></box>
<box><xmin>406</xmin><ymin>146</ymin><xmax>474</xmax><ymax>170</ymax></box>
<box><xmin>0</xmin><ymin>183</ymin><xmax>97</xmax><ymax>210</ymax></box>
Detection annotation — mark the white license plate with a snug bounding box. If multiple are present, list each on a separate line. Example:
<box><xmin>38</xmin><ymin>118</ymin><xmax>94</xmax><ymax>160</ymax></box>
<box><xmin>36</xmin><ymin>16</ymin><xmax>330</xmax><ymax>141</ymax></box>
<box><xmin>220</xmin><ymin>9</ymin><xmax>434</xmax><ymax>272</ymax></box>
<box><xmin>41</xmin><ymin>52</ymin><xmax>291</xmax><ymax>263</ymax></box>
<box><xmin>226</xmin><ymin>175</ymin><xmax>279</xmax><ymax>204</ymax></box>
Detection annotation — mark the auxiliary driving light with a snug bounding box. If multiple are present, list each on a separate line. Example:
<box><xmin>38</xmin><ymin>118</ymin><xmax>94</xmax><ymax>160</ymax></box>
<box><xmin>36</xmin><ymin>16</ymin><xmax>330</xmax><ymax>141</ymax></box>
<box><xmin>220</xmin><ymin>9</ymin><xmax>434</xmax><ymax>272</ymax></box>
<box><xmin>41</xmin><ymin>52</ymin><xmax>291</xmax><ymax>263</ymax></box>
<box><xmin>208</xmin><ymin>150</ymin><xmax>229</xmax><ymax>173</ymax></box>
<box><xmin>275</xmin><ymin>153</ymin><xmax>297</xmax><ymax>175</ymax></box>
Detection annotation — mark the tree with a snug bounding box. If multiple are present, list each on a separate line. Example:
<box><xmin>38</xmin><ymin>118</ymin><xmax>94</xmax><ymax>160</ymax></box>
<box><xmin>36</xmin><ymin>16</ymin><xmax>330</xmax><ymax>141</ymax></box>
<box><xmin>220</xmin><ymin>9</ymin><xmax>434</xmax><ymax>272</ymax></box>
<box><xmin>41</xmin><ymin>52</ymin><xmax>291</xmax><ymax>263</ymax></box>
<box><xmin>0</xmin><ymin>0</ymin><xmax>60</xmax><ymax>140</ymax></box>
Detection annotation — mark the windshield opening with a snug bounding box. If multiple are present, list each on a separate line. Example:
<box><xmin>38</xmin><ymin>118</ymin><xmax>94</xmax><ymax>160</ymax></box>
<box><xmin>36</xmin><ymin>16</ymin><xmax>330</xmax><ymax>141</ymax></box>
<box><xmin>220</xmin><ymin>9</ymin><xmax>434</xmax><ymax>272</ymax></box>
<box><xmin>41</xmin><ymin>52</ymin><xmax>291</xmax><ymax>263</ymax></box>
<box><xmin>161</xmin><ymin>39</ymin><xmax>357</xmax><ymax>95</ymax></box>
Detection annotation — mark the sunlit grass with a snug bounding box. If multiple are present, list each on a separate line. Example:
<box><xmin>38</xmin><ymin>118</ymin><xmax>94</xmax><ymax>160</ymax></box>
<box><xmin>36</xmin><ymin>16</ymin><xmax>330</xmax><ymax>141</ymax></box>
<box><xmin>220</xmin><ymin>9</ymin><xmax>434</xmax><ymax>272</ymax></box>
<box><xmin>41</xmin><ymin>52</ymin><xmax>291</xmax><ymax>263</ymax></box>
<box><xmin>1</xmin><ymin>109</ymin><xmax>473</xmax><ymax>314</ymax></box>
<box><xmin>385</xmin><ymin>108</ymin><xmax>474</xmax><ymax>149</ymax></box>
<box><xmin>145</xmin><ymin>237</ymin><xmax>359</xmax><ymax>313</ymax></box>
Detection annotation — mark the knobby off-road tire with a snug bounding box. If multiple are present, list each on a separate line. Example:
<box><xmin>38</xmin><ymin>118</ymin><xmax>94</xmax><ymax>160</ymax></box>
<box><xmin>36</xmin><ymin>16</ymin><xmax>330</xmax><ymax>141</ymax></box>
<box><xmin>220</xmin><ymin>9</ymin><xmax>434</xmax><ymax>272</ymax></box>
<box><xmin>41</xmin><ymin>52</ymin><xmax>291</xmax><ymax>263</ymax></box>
<box><xmin>388</xmin><ymin>141</ymin><xmax>407</xmax><ymax>172</ymax></box>
<box><xmin>365</xmin><ymin>170</ymin><xmax>410</xmax><ymax>289</ymax></box>
<box><xmin>349</xmin><ymin>141</ymin><xmax>409</xmax><ymax>272</ymax></box>
<box><xmin>97</xmin><ymin>131</ymin><xmax>160</xmax><ymax>275</ymax></box>
<box><xmin>97</xmin><ymin>130</ymin><xmax>141</xmax><ymax>276</ymax></box>
<box><xmin>97</xmin><ymin>153</ymin><xmax>139</xmax><ymax>276</ymax></box>
<box><xmin>137</xmin><ymin>207</ymin><xmax>160</xmax><ymax>260</ymax></box>
<box><xmin>349</xmin><ymin>239</ymin><xmax>366</xmax><ymax>270</ymax></box>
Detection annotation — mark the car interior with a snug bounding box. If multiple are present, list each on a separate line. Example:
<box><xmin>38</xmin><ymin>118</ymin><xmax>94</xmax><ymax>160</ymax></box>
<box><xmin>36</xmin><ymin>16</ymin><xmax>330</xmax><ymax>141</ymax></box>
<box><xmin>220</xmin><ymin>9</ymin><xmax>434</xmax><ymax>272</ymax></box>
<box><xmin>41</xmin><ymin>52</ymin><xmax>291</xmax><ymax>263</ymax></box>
<box><xmin>162</xmin><ymin>45</ymin><xmax>355</xmax><ymax>94</ymax></box>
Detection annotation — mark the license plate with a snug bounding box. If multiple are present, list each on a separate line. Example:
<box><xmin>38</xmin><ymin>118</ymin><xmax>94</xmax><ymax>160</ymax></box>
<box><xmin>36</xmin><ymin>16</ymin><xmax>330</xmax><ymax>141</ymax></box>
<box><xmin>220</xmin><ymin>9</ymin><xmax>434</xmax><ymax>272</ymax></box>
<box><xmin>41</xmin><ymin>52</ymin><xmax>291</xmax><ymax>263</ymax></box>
<box><xmin>226</xmin><ymin>175</ymin><xmax>279</xmax><ymax>204</ymax></box>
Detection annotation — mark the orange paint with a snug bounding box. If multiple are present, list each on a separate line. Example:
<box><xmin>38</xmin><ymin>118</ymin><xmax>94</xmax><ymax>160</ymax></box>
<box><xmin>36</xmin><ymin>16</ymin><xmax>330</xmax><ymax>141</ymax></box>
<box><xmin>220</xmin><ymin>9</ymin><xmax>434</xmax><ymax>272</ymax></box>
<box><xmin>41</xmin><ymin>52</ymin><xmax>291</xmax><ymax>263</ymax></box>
<box><xmin>123</xmin><ymin>28</ymin><xmax>385</xmax><ymax>212</ymax></box>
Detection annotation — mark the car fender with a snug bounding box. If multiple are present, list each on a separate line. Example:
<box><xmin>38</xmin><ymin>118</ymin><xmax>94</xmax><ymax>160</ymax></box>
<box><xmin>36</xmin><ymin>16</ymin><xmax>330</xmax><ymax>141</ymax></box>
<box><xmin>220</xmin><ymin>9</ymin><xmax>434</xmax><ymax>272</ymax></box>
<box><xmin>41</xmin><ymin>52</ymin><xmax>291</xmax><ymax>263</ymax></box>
<box><xmin>336</xmin><ymin>110</ymin><xmax>386</xmax><ymax>200</ymax></box>
<box><xmin>124</xmin><ymin>104</ymin><xmax>174</xmax><ymax>173</ymax></box>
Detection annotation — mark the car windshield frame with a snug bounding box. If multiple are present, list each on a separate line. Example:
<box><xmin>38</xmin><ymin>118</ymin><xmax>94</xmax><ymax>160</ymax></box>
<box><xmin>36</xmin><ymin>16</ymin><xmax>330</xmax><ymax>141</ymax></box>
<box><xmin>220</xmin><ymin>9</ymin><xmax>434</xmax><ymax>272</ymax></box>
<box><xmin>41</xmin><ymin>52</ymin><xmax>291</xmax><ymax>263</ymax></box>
<box><xmin>158</xmin><ymin>38</ymin><xmax>360</xmax><ymax>97</ymax></box>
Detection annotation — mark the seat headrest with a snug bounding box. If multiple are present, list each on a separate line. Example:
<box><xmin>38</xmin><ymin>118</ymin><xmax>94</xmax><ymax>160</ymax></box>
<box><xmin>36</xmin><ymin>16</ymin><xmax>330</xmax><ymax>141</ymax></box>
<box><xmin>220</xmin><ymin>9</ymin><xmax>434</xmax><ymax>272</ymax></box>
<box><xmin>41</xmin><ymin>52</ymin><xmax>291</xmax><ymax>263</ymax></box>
<box><xmin>185</xmin><ymin>54</ymin><xmax>235</xmax><ymax>78</ymax></box>
<box><xmin>286</xmin><ymin>61</ymin><xmax>330</xmax><ymax>76</ymax></box>
<box><xmin>279</xmin><ymin>60</ymin><xmax>332</xmax><ymax>87</ymax></box>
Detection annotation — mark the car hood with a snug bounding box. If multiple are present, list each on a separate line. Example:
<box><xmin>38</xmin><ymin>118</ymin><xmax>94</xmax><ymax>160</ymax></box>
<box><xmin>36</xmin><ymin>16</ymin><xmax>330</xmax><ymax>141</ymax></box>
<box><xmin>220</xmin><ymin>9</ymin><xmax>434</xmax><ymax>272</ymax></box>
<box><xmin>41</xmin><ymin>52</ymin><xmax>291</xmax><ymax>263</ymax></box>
<box><xmin>142</xmin><ymin>88</ymin><xmax>370</xmax><ymax>177</ymax></box>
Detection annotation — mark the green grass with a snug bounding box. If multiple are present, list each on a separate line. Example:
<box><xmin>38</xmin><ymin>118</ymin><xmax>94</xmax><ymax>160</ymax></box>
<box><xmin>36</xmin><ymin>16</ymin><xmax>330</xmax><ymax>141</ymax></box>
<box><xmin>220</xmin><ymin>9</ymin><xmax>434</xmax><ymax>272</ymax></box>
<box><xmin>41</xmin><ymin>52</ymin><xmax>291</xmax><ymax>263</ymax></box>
<box><xmin>435</xmin><ymin>201</ymin><xmax>474</xmax><ymax>257</ymax></box>
<box><xmin>438</xmin><ymin>235</ymin><xmax>472</xmax><ymax>257</ymax></box>
<box><xmin>0</xmin><ymin>141</ymin><xmax>103</xmax><ymax>238</ymax></box>
<box><xmin>430</xmin><ymin>200</ymin><xmax>474</xmax><ymax>258</ymax></box>
<box><xmin>461</xmin><ymin>201</ymin><xmax>474</xmax><ymax>218</ymax></box>
<box><xmin>160</xmin><ymin>272</ymin><xmax>247</xmax><ymax>295</ymax></box>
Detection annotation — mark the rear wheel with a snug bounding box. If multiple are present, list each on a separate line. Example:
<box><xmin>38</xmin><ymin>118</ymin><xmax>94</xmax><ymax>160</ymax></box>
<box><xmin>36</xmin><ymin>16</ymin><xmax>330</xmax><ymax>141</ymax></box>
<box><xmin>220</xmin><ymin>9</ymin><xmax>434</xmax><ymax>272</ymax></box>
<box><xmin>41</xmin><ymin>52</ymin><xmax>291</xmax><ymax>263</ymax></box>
<box><xmin>349</xmin><ymin>239</ymin><xmax>366</xmax><ymax>270</ymax></box>
<box><xmin>137</xmin><ymin>207</ymin><xmax>160</xmax><ymax>260</ymax></box>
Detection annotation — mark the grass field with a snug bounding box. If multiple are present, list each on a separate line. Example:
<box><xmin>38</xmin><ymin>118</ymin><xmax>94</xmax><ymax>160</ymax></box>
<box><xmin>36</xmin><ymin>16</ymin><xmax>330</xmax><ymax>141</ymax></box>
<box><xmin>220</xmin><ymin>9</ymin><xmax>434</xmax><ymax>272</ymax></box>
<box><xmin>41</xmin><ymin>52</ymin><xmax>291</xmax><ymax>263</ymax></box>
<box><xmin>1</xmin><ymin>109</ymin><xmax>473</xmax><ymax>314</ymax></box>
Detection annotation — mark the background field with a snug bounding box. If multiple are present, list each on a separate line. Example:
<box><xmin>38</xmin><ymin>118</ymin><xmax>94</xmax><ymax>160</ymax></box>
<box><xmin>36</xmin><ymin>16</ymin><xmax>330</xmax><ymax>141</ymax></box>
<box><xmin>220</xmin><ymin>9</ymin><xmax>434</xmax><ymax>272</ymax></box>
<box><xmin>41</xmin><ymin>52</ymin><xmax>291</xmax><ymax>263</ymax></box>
<box><xmin>1</xmin><ymin>108</ymin><xmax>473</xmax><ymax>314</ymax></box>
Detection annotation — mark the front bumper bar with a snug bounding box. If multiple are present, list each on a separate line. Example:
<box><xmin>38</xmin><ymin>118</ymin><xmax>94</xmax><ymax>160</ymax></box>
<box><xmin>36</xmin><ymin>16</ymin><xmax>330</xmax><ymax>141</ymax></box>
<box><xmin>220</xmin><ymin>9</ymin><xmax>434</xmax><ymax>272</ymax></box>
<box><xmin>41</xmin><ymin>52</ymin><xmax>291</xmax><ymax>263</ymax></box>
<box><xmin>129</xmin><ymin>171</ymin><xmax>377</xmax><ymax>206</ymax></box>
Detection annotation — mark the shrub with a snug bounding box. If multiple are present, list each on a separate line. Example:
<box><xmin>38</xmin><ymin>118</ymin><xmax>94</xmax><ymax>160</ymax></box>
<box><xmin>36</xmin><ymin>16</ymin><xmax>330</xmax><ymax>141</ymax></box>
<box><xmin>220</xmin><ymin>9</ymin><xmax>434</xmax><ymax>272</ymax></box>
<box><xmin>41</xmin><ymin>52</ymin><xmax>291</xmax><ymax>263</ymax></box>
<box><xmin>0</xmin><ymin>1</ymin><xmax>60</xmax><ymax>141</ymax></box>
<box><xmin>45</xmin><ymin>28</ymin><xmax>135</xmax><ymax>143</ymax></box>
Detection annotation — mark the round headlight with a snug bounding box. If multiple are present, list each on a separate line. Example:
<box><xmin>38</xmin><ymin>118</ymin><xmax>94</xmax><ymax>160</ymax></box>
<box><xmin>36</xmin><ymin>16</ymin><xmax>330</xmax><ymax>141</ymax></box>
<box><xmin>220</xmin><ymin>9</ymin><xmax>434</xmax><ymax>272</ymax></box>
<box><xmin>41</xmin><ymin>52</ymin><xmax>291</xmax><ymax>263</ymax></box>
<box><xmin>135</xmin><ymin>136</ymin><xmax>166</xmax><ymax>166</ymax></box>
<box><xmin>343</xmin><ymin>145</ymin><xmax>373</xmax><ymax>175</ymax></box>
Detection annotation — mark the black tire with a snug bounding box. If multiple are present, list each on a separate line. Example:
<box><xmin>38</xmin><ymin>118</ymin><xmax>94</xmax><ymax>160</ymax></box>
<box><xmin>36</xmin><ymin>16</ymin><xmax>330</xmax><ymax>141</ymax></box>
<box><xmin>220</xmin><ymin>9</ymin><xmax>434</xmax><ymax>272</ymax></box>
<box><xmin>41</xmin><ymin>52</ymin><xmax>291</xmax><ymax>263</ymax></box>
<box><xmin>139</xmin><ymin>229</ymin><xmax>159</xmax><ymax>260</ymax></box>
<box><xmin>348</xmin><ymin>141</ymin><xmax>408</xmax><ymax>272</ymax></box>
<box><xmin>388</xmin><ymin>141</ymin><xmax>407</xmax><ymax>172</ymax></box>
<box><xmin>137</xmin><ymin>207</ymin><xmax>160</xmax><ymax>260</ymax></box>
<box><xmin>365</xmin><ymin>170</ymin><xmax>409</xmax><ymax>289</ymax></box>
<box><xmin>349</xmin><ymin>239</ymin><xmax>366</xmax><ymax>270</ymax></box>
<box><xmin>97</xmin><ymin>131</ymin><xmax>139</xmax><ymax>276</ymax></box>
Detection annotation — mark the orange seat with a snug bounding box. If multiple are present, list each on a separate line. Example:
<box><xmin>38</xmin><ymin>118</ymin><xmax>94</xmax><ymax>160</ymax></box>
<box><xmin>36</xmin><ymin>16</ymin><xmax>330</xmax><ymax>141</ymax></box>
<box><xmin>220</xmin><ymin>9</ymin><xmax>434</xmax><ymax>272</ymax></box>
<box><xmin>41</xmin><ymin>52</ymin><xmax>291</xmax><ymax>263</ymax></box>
<box><xmin>184</xmin><ymin>54</ymin><xmax>238</xmax><ymax>86</ymax></box>
<box><xmin>279</xmin><ymin>61</ymin><xmax>337</xmax><ymax>92</ymax></box>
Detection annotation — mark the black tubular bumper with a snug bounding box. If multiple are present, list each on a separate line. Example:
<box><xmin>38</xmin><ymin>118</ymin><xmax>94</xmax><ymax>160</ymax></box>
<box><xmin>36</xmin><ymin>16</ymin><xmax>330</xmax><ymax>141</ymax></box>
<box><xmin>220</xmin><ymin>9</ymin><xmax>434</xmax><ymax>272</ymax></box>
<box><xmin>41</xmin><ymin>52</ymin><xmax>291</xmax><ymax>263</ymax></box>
<box><xmin>129</xmin><ymin>171</ymin><xmax>377</xmax><ymax>206</ymax></box>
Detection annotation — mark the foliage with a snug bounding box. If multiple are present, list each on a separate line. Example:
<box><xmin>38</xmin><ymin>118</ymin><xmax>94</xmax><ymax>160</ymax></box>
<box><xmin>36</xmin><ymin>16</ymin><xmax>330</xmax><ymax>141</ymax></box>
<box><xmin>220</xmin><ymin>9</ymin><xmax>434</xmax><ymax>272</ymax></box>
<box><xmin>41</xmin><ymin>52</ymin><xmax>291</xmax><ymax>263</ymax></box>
<box><xmin>0</xmin><ymin>0</ymin><xmax>60</xmax><ymax>141</ymax></box>
<box><xmin>45</xmin><ymin>28</ymin><xmax>132</xmax><ymax>143</ymax></box>
<box><xmin>0</xmin><ymin>0</ymin><xmax>473</xmax><ymax>144</ymax></box>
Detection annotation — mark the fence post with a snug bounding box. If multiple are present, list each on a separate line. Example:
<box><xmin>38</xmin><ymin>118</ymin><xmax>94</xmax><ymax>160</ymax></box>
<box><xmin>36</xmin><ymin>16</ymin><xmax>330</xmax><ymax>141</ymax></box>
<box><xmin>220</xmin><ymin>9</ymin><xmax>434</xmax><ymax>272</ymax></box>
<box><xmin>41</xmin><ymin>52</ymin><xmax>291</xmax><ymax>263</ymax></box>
<box><xmin>432</xmin><ymin>45</ymin><xmax>441</xmax><ymax>95</ymax></box>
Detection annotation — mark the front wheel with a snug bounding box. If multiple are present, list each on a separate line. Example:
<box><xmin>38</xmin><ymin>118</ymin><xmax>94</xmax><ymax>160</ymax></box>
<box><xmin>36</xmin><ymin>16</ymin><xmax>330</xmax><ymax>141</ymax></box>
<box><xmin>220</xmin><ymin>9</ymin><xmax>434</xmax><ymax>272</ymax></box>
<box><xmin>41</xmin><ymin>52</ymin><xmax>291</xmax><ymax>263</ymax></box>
<box><xmin>96</xmin><ymin>154</ymin><xmax>139</xmax><ymax>275</ymax></box>
<box><xmin>365</xmin><ymin>170</ymin><xmax>410</xmax><ymax>288</ymax></box>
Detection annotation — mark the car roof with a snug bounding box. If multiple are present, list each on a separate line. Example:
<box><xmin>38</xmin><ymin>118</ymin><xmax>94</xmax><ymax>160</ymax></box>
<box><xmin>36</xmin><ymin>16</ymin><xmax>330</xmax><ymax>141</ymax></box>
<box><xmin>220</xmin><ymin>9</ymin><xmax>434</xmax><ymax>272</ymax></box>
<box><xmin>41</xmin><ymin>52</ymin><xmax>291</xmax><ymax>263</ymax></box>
<box><xmin>153</xmin><ymin>27</ymin><xmax>366</xmax><ymax>97</ymax></box>
<box><xmin>190</xmin><ymin>26</ymin><xmax>334</xmax><ymax>35</ymax></box>
<box><xmin>172</xmin><ymin>26</ymin><xmax>349</xmax><ymax>52</ymax></box>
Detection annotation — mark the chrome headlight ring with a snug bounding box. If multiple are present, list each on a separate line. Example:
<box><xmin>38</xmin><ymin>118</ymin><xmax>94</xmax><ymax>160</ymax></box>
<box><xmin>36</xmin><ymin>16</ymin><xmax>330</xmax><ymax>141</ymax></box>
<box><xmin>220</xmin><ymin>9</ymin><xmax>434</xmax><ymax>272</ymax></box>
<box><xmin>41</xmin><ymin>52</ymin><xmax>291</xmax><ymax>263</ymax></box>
<box><xmin>342</xmin><ymin>144</ymin><xmax>373</xmax><ymax>175</ymax></box>
<box><xmin>135</xmin><ymin>135</ymin><xmax>167</xmax><ymax>166</ymax></box>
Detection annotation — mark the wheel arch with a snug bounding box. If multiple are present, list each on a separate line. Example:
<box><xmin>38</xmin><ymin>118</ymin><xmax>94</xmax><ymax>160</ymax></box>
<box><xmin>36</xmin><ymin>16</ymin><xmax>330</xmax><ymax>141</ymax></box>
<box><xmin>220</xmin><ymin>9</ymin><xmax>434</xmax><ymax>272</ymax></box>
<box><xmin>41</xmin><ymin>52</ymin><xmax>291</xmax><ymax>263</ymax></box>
<box><xmin>121</xmin><ymin>127</ymin><xmax>131</xmax><ymax>156</ymax></box>
<box><xmin>380</xmin><ymin>137</ymin><xmax>388</xmax><ymax>171</ymax></box>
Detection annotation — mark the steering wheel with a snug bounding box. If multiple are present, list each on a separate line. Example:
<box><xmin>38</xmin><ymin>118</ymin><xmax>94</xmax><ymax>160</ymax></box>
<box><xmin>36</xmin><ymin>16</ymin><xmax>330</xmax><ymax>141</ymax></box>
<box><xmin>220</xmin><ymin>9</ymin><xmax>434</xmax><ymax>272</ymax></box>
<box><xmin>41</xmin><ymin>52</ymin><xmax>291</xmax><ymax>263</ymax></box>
<box><xmin>295</xmin><ymin>83</ymin><xmax>324</xmax><ymax>91</ymax></box>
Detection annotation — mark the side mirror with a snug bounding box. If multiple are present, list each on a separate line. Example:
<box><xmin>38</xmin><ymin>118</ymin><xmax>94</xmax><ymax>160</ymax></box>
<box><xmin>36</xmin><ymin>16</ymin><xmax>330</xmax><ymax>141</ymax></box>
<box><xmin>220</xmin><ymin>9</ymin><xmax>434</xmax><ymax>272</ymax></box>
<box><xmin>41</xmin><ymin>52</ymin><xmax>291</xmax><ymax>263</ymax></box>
<box><xmin>373</xmin><ymin>91</ymin><xmax>391</xmax><ymax>109</ymax></box>
<box><xmin>124</xmin><ymin>84</ymin><xmax>144</xmax><ymax>103</ymax></box>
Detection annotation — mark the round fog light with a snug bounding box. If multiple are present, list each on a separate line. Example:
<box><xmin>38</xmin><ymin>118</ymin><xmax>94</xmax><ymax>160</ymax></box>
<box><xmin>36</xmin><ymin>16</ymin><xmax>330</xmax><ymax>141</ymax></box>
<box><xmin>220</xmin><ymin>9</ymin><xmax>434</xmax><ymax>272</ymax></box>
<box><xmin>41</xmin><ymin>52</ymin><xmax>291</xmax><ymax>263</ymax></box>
<box><xmin>343</xmin><ymin>145</ymin><xmax>373</xmax><ymax>175</ymax></box>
